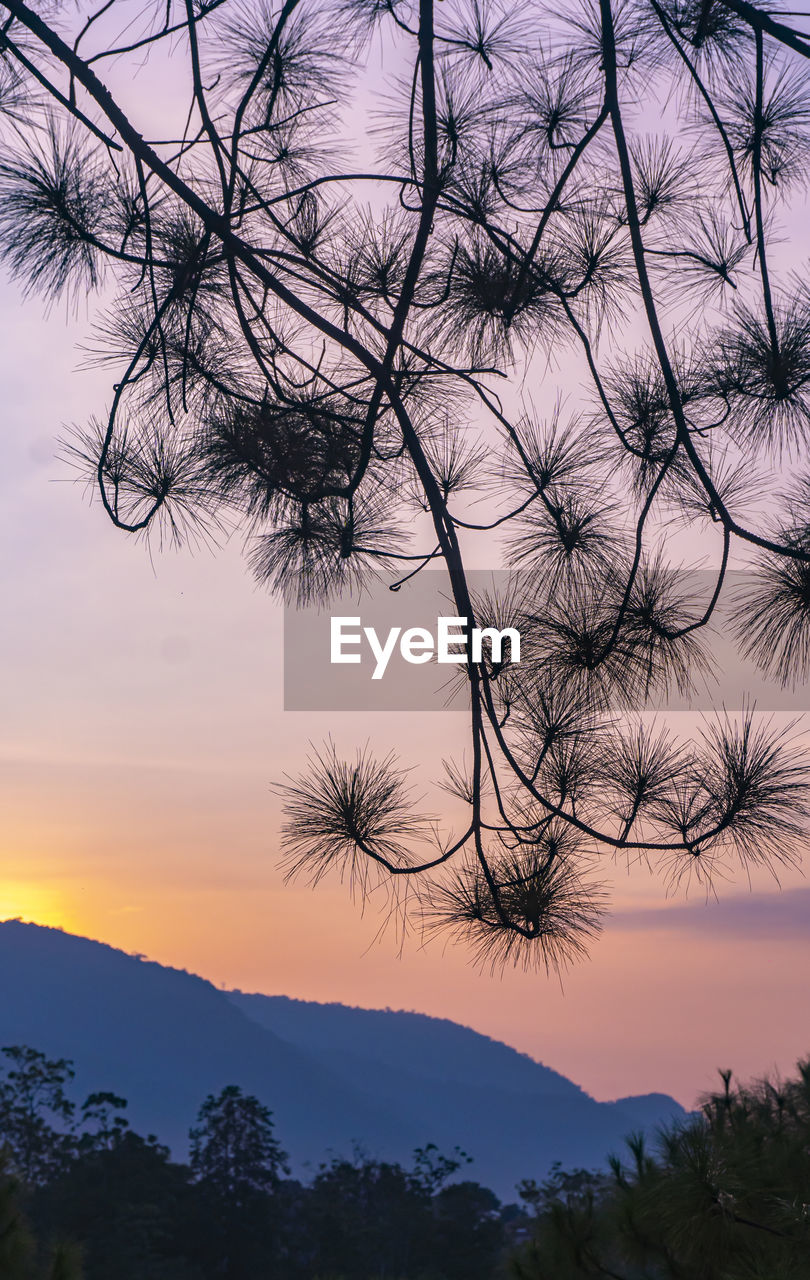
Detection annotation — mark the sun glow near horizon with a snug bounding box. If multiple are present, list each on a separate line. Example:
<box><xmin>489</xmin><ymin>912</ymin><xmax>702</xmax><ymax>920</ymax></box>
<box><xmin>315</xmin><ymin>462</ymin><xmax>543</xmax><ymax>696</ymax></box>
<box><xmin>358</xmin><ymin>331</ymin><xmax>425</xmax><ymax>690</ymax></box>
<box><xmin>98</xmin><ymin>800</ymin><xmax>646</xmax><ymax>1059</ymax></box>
<box><xmin>0</xmin><ymin>881</ymin><xmax>80</xmax><ymax>935</ymax></box>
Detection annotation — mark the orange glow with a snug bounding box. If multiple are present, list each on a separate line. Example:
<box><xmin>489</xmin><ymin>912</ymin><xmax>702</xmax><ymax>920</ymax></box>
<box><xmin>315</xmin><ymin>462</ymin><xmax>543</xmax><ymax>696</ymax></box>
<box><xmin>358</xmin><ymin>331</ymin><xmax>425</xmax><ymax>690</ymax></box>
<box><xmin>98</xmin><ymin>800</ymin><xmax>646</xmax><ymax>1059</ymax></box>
<box><xmin>0</xmin><ymin>880</ymin><xmax>78</xmax><ymax>935</ymax></box>
<box><xmin>2</xmin><ymin>286</ymin><xmax>809</xmax><ymax>1120</ymax></box>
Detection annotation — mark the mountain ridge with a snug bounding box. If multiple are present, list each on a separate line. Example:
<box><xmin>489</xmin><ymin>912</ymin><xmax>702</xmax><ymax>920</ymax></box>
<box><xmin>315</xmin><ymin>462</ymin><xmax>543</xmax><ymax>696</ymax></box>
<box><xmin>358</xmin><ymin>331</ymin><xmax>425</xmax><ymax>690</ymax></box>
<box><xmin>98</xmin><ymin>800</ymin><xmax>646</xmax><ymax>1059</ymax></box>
<box><xmin>0</xmin><ymin>920</ymin><xmax>686</xmax><ymax>1197</ymax></box>
<box><xmin>229</xmin><ymin>991</ymin><xmax>588</xmax><ymax>1099</ymax></box>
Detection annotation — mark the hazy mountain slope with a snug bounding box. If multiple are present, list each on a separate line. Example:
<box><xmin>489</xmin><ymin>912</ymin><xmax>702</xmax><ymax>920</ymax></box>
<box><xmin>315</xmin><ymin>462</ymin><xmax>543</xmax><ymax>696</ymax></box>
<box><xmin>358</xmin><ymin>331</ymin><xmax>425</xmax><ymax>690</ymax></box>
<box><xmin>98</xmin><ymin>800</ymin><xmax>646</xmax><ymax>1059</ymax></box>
<box><xmin>0</xmin><ymin>921</ymin><xmax>410</xmax><ymax>1161</ymax></box>
<box><xmin>231</xmin><ymin>992</ymin><xmax>687</xmax><ymax>1190</ymax></box>
<box><xmin>229</xmin><ymin>993</ymin><xmax>585</xmax><ymax>1097</ymax></box>
<box><xmin>0</xmin><ymin>921</ymin><xmax>686</xmax><ymax>1198</ymax></box>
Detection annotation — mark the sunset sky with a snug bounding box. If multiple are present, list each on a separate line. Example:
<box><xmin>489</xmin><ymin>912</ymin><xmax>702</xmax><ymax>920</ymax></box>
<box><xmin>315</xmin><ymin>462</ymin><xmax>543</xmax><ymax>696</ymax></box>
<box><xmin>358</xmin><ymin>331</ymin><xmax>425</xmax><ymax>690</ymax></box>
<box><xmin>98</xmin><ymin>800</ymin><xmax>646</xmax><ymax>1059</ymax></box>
<box><xmin>2</xmin><ymin>268</ymin><xmax>809</xmax><ymax>1112</ymax></box>
<box><xmin>1</xmin><ymin>6</ymin><xmax>809</xmax><ymax>1117</ymax></box>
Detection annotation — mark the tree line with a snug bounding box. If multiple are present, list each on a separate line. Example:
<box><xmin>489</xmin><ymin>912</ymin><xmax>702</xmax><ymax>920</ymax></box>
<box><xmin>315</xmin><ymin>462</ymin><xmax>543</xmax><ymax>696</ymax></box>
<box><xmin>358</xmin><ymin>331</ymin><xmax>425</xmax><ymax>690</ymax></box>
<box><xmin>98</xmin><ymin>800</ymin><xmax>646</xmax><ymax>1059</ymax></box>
<box><xmin>512</xmin><ymin>1057</ymin><xmax>810</xmax><ymax>1279</ymax></box>
<box><xmin>0</xmin><ymin>1043</ymin><xmax>514</xmax><ymax>1279</ymax></box>
<box><xmin>2</xmin><ymin>1043</ymin><xmax>809</xmax><ymax>1278</ymax></box>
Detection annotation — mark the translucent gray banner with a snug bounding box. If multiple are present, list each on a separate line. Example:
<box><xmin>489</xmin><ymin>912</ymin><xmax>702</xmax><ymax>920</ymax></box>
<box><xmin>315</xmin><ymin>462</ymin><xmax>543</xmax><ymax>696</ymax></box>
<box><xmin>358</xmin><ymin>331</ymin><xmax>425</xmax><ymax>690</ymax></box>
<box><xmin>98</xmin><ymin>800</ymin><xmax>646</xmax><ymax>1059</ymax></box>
<box><xmin>283</xmin><ymin>569</ymin><xmax>809</xmax><ymax>712</ymax></box>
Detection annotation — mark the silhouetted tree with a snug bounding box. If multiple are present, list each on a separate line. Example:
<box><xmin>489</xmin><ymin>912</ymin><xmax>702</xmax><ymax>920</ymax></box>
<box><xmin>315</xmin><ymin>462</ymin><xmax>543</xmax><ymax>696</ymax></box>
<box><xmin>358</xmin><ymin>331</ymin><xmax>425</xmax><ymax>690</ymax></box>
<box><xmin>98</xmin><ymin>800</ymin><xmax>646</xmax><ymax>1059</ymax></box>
<box><xmin>190</xmin><ymin>1085</ymin><xmax>289</xmax><ymax>1200</ymax></box>
<box><xmin>301</xmin><ymin>1150</ymin><xmax>432</xmax><ymax>1277</ymax></box>
<box><xmin>33</xmin><ymin>1128</ymin><xmax>193</xmax><ymax>1280</ymax></box>
<box><xmin>2</xmin><ymin>0</ymin><xmax>810</xmax><ymax>969</ymax></box>
<box><xmin>510</xmin><ymin>1059</ymin><xmax>810</xmax><ymax>1279</ymax></box>
<box><xmin>1</xmin><ymin>1041</ymin><xmax>519</xmax><ymax>1278</ymax></box>
<box><xmin>298</xmin><ymin>1144</ymin><xmax>506</xmax><ymax>1279</ymax></box>
<box><xmin>431</xmin><ymin>1179</ymin><xmax>505</xmax><ymax>1280</ymax></box>
<box><xmin>0</xmin><ymin>1048</ymin><xmax>76</xmax><ymax>1186</ymax></box>
<box><xmin>0</xmin><ymin>1148</ymin><xmax>86</xmax><ymax>1280</ymax></box>
<box><xmin>188</xmin><ymin>1086</ymin><xmax>289</xmax><ymax>1278</ymax></box>
<box><xmin>0</xmin><ymin>1154</ymin><xmax>33</xmax><ymax>1280</ymax></box>
<box><xmin>76</xmin><ymin>1093</ymin><xmax>130</xmax><ymax>1155</ymax></box>
<box><xmin>411</xmin><ymin>1141</ymin><xmax>473</xmax><ymax>1194</ymax></box>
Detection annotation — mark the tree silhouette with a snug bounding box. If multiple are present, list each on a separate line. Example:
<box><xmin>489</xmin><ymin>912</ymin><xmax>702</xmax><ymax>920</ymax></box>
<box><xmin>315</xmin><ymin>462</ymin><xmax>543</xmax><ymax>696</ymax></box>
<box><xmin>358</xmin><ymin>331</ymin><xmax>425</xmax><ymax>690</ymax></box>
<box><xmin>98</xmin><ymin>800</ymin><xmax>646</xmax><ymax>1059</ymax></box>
<box><xmin>189</xmin><ymin>1085</ymin><xmax>288</xmax><ymax>1199</ymax></box>
<box><xmin>510</xmin><ymin>1059</ymin><xmax>810</xmax><ymax>1278</ymax></box>
<box><xmin>0</xmin><ymin>1035</ymin><xmax>513</xmax><ymax>1279</ymax></box>
<box><xmin>0</xmin><ymin>1154</ymin><xmax>33</xmax><ymax>1280</ymax></box>
<box><xmin>36</xmin><ymin>1129</ymin><xmax>192</xmax><ymax>1280</ymax></box>
<box><xmin>0</xmin><ymin>1047</ymin><xmax>76</xmax><ymax>1187</ymax></box>
<box><xmin>2</xmin><ymin>0</ymin><xmax>810</xmax><ymax>968</ymax></box>
<box><xmin>76</xmin><ymin>1094</ymin><xmax>129</xmax><ymax>1155</ymax></box>
<box><xmin>188</xmin><ymin>1086</ymin><xmax>289</xmax><ymax>1278</ymax></box>
<box><xmin>299</xmin><ymin>1144</ymin><xmax>503</xmax><ymax>1279</ymax></box>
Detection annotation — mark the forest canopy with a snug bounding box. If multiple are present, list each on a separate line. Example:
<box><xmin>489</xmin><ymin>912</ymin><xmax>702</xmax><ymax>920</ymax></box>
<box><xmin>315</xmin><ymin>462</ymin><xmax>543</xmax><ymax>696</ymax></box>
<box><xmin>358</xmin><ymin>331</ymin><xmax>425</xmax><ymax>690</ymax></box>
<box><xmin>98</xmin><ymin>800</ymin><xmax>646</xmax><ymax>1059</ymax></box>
<box><xmin>2</xmin><ymin>1042</ymin><xmax>809</xmax><ymax>1279</ymax></box>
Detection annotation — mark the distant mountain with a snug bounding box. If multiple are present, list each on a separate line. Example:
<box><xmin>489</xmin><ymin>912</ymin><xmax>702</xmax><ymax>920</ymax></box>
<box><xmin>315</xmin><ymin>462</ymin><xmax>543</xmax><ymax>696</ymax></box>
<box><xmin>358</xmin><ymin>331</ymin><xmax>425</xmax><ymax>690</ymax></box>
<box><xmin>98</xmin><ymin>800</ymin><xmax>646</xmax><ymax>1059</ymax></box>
<box><xmin>0</xmin><ymin>921</ymin><xmax>408</xmax><ymax>1165</ymax></box>
<box><xmin>231</xmin><ymin>993</ymin><xmax>687</xmax><ymax>1194</ymax></box>
<box><xmin>0</xmin><ymin>921</ymin><xmax>686</xmax><ymax>1198</ymax></box>
<box><xmin>229</xmin><ymin>993</ymin><xmax>586</xmax><ymax>1097</ymax></box>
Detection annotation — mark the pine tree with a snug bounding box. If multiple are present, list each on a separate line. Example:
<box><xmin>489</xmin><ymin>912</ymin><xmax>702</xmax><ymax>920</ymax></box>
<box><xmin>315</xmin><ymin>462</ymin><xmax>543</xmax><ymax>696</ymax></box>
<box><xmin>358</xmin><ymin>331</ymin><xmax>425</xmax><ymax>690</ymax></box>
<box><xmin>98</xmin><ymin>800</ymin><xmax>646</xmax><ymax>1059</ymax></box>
<box><xmin>2</xmin><ymin>0</ymin><xmax>810</xmax><ymax>968</ymax></box>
